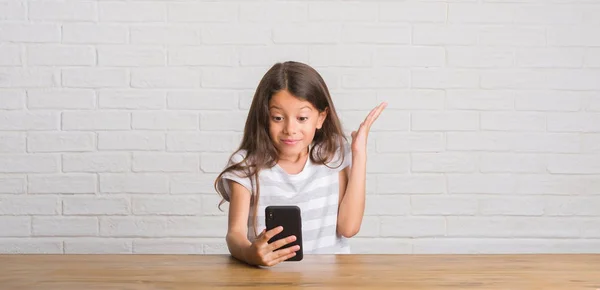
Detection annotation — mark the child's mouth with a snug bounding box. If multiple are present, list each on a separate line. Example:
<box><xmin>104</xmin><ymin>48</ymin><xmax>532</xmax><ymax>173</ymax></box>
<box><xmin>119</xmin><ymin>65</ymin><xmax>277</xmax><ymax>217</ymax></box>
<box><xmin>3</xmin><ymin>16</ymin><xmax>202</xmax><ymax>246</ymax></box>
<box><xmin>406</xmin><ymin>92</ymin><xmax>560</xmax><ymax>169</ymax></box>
<box><xmin>282</xmin><ymin>139</ymin><xmax>300</xmax><ymax>145</ymax></box>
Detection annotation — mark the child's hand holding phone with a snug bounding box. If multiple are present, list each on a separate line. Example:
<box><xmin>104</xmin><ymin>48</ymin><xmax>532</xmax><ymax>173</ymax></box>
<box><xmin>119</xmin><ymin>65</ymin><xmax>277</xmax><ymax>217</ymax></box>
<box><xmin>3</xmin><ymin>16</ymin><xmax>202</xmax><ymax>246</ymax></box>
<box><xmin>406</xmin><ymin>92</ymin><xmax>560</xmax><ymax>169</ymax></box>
<box><xmin>244</xmin><ymin>226</ymin><xmax>300</xmax><ymax>267</ymax></box>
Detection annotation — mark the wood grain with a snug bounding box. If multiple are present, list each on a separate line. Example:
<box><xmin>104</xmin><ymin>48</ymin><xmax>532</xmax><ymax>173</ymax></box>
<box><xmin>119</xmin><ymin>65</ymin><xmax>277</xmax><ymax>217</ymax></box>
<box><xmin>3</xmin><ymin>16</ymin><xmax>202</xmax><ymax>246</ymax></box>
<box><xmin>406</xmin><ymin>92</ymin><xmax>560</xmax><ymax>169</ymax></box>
<box><xmin>1</xmin><ymin>254</ymin><xmax>599</xmax><ymax>289</ymax></box>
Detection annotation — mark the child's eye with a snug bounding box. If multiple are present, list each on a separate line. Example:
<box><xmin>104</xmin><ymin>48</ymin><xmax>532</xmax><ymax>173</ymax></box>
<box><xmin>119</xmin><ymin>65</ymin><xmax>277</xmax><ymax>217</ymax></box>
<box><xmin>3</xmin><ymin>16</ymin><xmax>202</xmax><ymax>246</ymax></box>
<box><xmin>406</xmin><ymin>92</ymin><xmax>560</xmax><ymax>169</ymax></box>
<box><xmin>298</xmin><ymin>117</ymin><xmax>309</xmax><ymax>122</ymax></box>
<box><xmin>272</xmin><ymin>116</ymin><xmax>283</xmax><ymax>122</ymax></box>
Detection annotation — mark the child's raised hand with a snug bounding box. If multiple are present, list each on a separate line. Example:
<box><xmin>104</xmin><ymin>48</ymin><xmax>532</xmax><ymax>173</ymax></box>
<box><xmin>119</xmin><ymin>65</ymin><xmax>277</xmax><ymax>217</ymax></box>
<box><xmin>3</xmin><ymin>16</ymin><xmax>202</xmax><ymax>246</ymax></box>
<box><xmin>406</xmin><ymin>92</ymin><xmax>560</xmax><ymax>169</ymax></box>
<box><xmin>245</xmin><ymin>226</ymin><xmax>300</xmax><ymax>267</ymax></box>
<box><xmin>351</xmin><ymin>102</ymin><xmax>387</xmax><ymax>154</ymax></box>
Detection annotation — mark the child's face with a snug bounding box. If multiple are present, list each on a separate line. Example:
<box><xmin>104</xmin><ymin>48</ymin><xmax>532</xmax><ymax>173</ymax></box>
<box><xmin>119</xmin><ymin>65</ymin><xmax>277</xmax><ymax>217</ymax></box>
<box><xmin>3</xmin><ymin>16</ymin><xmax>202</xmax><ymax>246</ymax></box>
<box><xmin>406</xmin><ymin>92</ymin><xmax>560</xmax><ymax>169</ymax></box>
<box><xmin>268</xmin><ymin>89</ymin><xmax>327</xmax><ymax>159</ymax></box>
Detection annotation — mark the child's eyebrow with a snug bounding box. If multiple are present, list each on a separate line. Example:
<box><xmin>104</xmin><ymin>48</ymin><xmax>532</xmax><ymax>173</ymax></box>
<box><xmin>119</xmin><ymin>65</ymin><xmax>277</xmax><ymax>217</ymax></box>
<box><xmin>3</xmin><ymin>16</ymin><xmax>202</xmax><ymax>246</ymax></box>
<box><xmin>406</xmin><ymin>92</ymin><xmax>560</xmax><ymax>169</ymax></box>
<box><xmin>269</xmin><ymin>105</ymin><xmax>313</xmax><ymax>111</ymax></box>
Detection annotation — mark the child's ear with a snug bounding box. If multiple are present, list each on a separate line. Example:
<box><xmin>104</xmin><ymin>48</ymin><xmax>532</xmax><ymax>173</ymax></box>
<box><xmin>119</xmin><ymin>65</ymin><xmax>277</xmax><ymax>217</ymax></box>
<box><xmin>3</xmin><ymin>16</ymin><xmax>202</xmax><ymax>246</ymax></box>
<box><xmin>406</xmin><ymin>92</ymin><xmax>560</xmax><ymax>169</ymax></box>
<box><xmin>316</xmin><ymin>107</ymin><xmax>328</xmax><ymax>129</ymax></box>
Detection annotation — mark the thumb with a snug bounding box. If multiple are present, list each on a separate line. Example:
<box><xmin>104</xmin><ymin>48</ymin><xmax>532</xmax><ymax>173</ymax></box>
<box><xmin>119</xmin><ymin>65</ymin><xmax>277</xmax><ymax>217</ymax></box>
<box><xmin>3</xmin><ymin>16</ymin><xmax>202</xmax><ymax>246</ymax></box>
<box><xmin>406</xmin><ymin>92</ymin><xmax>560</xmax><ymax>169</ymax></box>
<box><xmin>351</xmin><ymin>131</ymin><xmax>357</xmax><ymax>139</ymax></box>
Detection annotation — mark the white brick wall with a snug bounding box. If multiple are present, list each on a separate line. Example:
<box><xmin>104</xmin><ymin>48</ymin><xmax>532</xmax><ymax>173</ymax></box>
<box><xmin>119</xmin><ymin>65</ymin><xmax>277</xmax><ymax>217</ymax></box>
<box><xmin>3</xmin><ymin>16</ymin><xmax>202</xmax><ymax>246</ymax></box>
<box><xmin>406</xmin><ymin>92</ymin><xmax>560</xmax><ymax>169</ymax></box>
<box><xmin>0</xmin><ymin>0</ymin><xmax>599</xmax><ymax>255</ymax></box>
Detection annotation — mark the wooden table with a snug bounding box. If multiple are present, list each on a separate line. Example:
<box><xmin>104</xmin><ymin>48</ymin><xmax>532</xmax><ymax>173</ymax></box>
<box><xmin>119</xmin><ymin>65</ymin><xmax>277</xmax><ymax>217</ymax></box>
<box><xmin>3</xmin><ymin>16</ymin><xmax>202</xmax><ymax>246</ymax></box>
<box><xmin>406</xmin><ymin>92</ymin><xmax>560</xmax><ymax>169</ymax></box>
<box><xmin>1</xmin><ymin>254</ymin><xmax>599</xmax><ymax>289</ymax></box>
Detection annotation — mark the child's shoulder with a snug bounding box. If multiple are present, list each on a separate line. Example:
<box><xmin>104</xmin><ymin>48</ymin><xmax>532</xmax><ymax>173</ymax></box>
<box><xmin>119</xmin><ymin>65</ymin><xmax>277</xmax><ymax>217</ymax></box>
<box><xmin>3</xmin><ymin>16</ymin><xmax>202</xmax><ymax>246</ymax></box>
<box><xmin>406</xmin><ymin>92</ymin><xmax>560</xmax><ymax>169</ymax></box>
<box><xmin>319</xmin><ymin>138</ymin><xmax>352</xmax><ymax>169</ymax></box>
<box><xmin>228</xmin><ymin>149</ymin><xmax>249</xmax><ymax>165</ymax></box>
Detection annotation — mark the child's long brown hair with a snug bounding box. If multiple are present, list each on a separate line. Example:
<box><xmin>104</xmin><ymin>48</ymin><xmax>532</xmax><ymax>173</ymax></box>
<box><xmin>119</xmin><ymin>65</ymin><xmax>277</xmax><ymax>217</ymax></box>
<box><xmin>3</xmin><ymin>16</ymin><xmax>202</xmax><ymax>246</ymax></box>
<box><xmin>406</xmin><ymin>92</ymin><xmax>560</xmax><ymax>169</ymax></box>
<box><xmin>214</xmin><ymin>61</ymin><xmax>347</xmax><ymax>237</ymax></box>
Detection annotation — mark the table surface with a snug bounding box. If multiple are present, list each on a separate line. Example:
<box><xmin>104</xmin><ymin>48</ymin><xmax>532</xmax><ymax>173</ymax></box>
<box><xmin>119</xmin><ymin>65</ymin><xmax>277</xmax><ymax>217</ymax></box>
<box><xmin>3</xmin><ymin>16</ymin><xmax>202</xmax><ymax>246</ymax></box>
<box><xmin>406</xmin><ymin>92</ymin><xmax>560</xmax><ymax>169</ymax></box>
<box><xmin>1</xmin><ymin>254</ymin><xmax>599</xmax><ymax>289</ymax></box>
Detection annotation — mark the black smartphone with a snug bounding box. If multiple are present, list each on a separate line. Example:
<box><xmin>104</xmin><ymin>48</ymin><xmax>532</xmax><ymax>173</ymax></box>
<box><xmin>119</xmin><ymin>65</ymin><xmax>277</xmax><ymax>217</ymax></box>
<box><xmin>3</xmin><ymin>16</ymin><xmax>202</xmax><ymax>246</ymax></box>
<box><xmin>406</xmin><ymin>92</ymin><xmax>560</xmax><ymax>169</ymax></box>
<box><xmin>265</xmin><ymin>205</ymin><xmax>303</xmax><ymax>261</ymax></box>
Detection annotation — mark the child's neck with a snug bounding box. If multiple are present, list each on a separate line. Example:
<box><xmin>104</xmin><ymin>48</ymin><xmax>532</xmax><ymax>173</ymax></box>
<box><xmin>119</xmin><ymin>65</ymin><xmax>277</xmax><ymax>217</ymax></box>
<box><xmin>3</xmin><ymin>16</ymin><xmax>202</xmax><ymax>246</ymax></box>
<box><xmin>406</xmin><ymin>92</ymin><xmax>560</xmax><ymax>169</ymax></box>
<box><xmin>277</xmin><ymin>148</ymin><xmax>309</xmax><ymax>174</ymax></box>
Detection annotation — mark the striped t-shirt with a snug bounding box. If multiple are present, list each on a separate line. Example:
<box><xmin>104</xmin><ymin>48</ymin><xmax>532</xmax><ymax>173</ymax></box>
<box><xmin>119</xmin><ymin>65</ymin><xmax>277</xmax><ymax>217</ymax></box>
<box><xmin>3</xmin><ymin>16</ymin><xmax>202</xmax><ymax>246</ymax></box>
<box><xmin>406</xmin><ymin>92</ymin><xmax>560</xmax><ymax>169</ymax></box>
<box><xmin>217</xmin><ymin>142</ymin><xmax>352</xmax><ymax>254</ymax></box>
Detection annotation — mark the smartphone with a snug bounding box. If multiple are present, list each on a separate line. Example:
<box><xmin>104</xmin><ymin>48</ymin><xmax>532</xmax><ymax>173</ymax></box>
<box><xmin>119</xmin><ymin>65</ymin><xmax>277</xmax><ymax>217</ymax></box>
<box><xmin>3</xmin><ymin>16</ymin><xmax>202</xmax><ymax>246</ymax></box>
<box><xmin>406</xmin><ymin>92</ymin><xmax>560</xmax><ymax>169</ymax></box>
<box><xmin>265</xmin><ymin>205</ymin><xmax>303</xmax><ymax>261</ymax></box>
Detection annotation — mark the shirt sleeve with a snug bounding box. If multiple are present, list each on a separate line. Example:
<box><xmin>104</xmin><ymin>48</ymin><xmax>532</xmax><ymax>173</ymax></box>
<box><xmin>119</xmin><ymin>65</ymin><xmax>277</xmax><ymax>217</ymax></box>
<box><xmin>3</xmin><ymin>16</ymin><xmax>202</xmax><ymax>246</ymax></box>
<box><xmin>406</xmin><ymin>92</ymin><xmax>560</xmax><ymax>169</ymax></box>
<box><xmin>326</xmin><ymin>138</ymin><xmax>352</xmax><ymax>171</ymax></box>
<box><xmin>216</xmin><ymin>151</ymin><xmax>253</xmax><ymax>202</ymax></box>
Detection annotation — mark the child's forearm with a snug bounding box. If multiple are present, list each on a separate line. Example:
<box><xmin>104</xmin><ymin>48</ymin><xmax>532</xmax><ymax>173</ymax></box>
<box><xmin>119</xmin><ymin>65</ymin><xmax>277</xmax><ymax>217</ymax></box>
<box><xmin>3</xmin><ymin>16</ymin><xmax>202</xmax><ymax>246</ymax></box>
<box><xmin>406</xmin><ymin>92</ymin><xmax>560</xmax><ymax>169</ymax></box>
<box><xmin>226</xmin><ymin>232</ymin><xmax>254</xmax><ymax>265</ymax></box>
<box><xmin>337</xmin><ymin>152</ymin><xmax>367</xmax><ymax>237</ymax></box>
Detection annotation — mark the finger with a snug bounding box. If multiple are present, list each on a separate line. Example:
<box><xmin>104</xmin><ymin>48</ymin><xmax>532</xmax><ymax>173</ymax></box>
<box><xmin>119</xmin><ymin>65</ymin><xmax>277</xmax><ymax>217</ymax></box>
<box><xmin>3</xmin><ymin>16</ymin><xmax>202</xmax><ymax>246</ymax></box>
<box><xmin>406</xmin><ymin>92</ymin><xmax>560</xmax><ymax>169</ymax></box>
<box><xmin>365</xmin><ymin>102</ymin><xmax>387</xmax><ymax>130</ymax></box>
<box><xmin>266</xmin><ymin>249</ymin><xmax>299</xmax><ymax>267</ymax></box>
<box><xmin>267</xmin><ymin>235</ymin><xmax>297</xmax><ymax>252</ymax></box>
<box><xmin>262</xmin><ymin>226</ymin><xmax>284</xmax><ymax>242</ymax></box>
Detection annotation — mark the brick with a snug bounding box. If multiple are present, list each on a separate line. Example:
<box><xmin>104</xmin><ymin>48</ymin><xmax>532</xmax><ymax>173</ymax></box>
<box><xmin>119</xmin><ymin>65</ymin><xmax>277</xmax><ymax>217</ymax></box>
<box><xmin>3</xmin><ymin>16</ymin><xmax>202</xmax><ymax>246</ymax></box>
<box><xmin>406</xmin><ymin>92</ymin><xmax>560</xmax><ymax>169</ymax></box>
<box><xmin>547</xmin><ymin>113</ymin><xmax>600</xmax><ymax>132</ymax></box>
<box><xmin>62</xmin><ymin>153</ymin><xmax>130</xmax><ymax>173</ymax></box>
<box><xmin>0</xmin><ymin>155</ymin><xmax>59</xmax><ymax>173</ymax></box>
<box><xmin>100</xmin><ymin>174</ymin><xmax>169</xmax><ymax>194</ymax></box>
<box><xmin>448</xmin><ymin>174</ymin><xmax>516</xmax><ymax>194</ymax></box>
<box><xmin>512</xmin><ymin>133</ymin><xmax>580</xmax><ymax>153</ymax></box>
<box><xmin>100</xmin><ymin>216</ymin><xmax>227</xmax><ymax>238</ymax></box>
<box><xmin>482</xmin><ymin>69</ymin><xmax>600</xmax><ymax>90</ymax></box>
<box><xmin>98</xmin><ymin>46</ymin><xmax>165</xmax><ymax>67</ymax></box>
<box><xmin>133</xmin><ymin>239</ymin><xmax>204</xmax><ymax>254</ymax></box>
<box><xmin>203</xmin><ymin>25</ymin><xmax>270</xmax><ymax>44</ymax></box>
<box><xmin>99</xmin><ymin>2</ymin><xmax>165</xmax><ymax>22</ymax></box>
<box><xmin>548</xmin><ymin>155</ymin><xmax>600</xmax><ymax>174</ymax></box>
<box><xmin>310</xmin><ymin>45</ymin><xmax>372</xmax><ymax>67</ymax></box>
<box><xmin>0</xmin><ymin>176</ymin><xmax>26</xmax><ymax>194</ymax></box>
<box><xmin>201</xmin><ymin>195</ymin><xmax>228</xmax><ymax>216</ymax></box>
<box><xmin>342</xmin><ymin>25</ymin><xmax>410</xmax><ymax>44</ymax></box>
<box><xmin>375</xmin><ymin>46</ymin><xmax>445</xmax><ymax>67</ymax></box>
<box><xmin>29</xmin><ymin>174</ymin><xmax>96</xmax><ymax>194</ymax></box>
<box><xmin>0</xmin><ymin>239</ymin><xmax>62</xmax><ymax>253</ymax></box>
<box><xmin>448</xmin><ymin>3</ymin><xmax>513</xmax><ymax>23</ymax></box>
<box><xmin>0</xmin><ymin>24</ymin><xmax>60</xmax><ymax>43</ymax></box>
<box><xmin>545</xmin><ymin>197</ymin><xmax>600</xmax><ymax>216</ymax></box>
<box><xmin>584</xmin><ymin>48</ymin><xmax>600</xmax><ymax>67</ymax></box>
<box><xmin>132</xmin><ymin>196</ymin><xmax>202</xmax><ymax>215</ymax></box>
<box><xmin>167</xmin><ymin>132</ymin><xmax>241</xmax><ymax>152</ymax></box>
<box><xmin>548</xmin><ymin>26</ymin><xmax>600</xmax><ymax>46</ymax></box>
<box><xmin>480</xmin><ymin>26</ymin><xmax>546</xmax><ymax>46</ymax></box>
<box><xmin>62</xmin><ymin>111</ymin><xmax>130</xmax><ymax>131</ymax></box>
<box><xmin>0</xmin><ymin>90</ymin><xmax>25</xmax><ymax>109</ymax></box>
<box><xmin>367</xmin><ymin>154</ymin><xmax>410</xmax><ymax>173</ymax></box>
<box><xmin>132</xmin><ymin>112</ymin><xmax>199</xmax><ymax>130</ymax></box>
<box><xmin>349</xmin><ymin>238</ymin><xmax>412</xmax><ymax>254</ymax></box>
<box><xmin>380</xmin><ymin>217</ymin><xmax>445</xmax><ymax>237</ymax></box>
<box><xmin>411</xmin><ymin>195</ymin><xmax>478</xmax><ymax>216</ymax></box>
<box><xmin>33</xmin><ymin>217</ymin><xmax>98</xmax><ymax>237</ymax></box>
<box><xmin>62</xmin><ymin>24</ymin><xmax>127</xmax><ymax>44</ymax></box>
<box><xmin>98</xmin><ymin>131</ymin><xmax>165</xmax><ymax>151</ymax></box>
<box><xmin>28</xmin><ymin>132</ymin><xmax>95</xmax><ymax>153</ymax></box>
<box><xmin>341</xmin><ymin>68</ymin><xmax>410</xmax><ymax>89</ymax></box>
<box><xmin>377</xmin><ymin>90</ymin><xmax>444</xmax><ymax>110</ymax></box>
<box><xmin>169</xmin><ymin>46</ymin><xmax>235</xmax><ymax>66</ymax></box>
<box><xmin>331</xmin><ymin>91</ymin><xmax>378</xmax><ymax>111</ymax></box>
<box><xmin>168</xmin><ymin>91</ymin><xmax>237</xmax><ymax>110</ymax></box>
<box><xmin>377</xmin><ymin>174</ymin><xmax>445</xmax><ymax>194</ymax></box>
<box><xmin>447</xmin><ymin>47</ymin><xmax>514</xmax><ymax>68</ymax></box>
<box><xmin>29</xmin><ymin>1</ymin><xmax>96</xmax><ymax>21</ymax></box>
<box><xmin>200</xmin><ymin>111</ymin><xmax>247</xmax><ymax>131</ymax></box>
<box><xmin>516</xmin><ymin>174</ymin><xmax>584</xmax><ymax>195</ymax></box>
<box><xmin>0</xmin><ymin>196</ymin><xmax>59</xmax><ymax>215</ymax></box>
<box><xmin>170</xmin><ymin>173</ymin><xmax>218</xmax><ymax>194</ymax></box>
<box><xmin>380</xmin><ymin>2</ymin><xmax>446</xmax><ymax>22</ymax></box>
<box><xmin>340</xmin><ymin>110</ymin><xmax>410</xmax><ymax>133</ymax></box>
<box><xmin>167</xmin><ymin>3</ymin><xmax>236</xmax><ymax>22</ymax></box>
<box><xmin>516</xmin><ymin>48</ymin><xmax>584</xmax><ymax>68</ymax></box>
<box><xmin>0</xmin><ymin>68</ymin><xmax>56</xmax><ymax>88</ymax></box>
<box><xmin>202</xmin><ymin>67</ymin><xmax>265</xmax><ymax>89</ymax></box>
<box><xmin>239</xmin><ymin>46</ymin><xmax>308</xmax><ymax>66</ymax></box>
<box><xmin>133</xmin><ymin>153</ymin><xmax>199</xmax><ymax>173</ymax></box>
<box><xmin>130</xmin><ymin>25</ymin><xmax>201</xmax><ymax>45</ymax></box>
<box><xmin>413</xmin><ymin>238</ymin><xmax>600</xmax><ymax>254</ymax></box>
<box><xmin>354</xmin><ymin>216</ymin><xmax>379</xmax><ymax>238</ymax></box>
<box><xmin>98</xmin><ymin>90</ymin><xmax>165</xmax><ymax>110</ymax></box>
<box><xmin>363</xmin><ymin>195</ymin><xmax>409</xmax><ymax>216</ymax></box>
<box><xmin>413</xmin><ymin>24</ymin><xmax>478</xmax><ymax>45</ymax></box>
<box><xmin>447</xmin><ymin>132</ymin><xmax>512</xmax><ymax>151</ymax></box>
<box><xmin>446</xmin><ymin>90</ymin><xmax>513</xmax><ymax>111</ymax></box>
<box><xmin>514</xmin><ymin>90</ymin><xmax>583</xmax><ymax>111</ymax></box>
<box><xmin>131</xmin><ymin>68</ymin><xmax>200</xmax><ymax>88</ymax></box>
<box><xmin>63</xmin><ymin>197</ymin><xmax>130</xmax><ymax>215</ymax></box>
<box><xmin>0</xmin><ymin>111</ymin><xmax>59</xmax><ymax>131</ymax></box>
<box><xmin>480</xmin><ymin>153</ymin><xmax>546</xmax><ymax>173</ymax></box>
<box><xmin>240</xmin><ymin>2</ymin><xmax>307</xmax><ymax>23</ymax></box>
<box><xmin>447</xmin><ymin>217</ymin><xmax>580</xmax><ymax>238</ymax></box>
<box><xmin>199</xmin><ymin>153</ymin><xmax>231</xmax><ymax>173</ymax></box>
<box><xmin>274</xmin><ymin>24</ymin><xmax>340</xmax><ymax>44</ymax></box>
<box><xmin>0</xmin><ymin>133</ymin><xmax>25</xmax><ymax>153</ymax></box>
<box><xmin>309</xmin><ymin>2</ymin><xmax>376</xmax><ymax>22</ymax></box>
<box><xmin>376</xmin><ymin>132</ymin><xmax>444</xmax><ymax>153</ymax></box>
<box><xmin>515</xmin><ymin>5</ymin><xmax>583</xmax><ymax>24</ymax></box>
<box><xmin>583</xmin><ymin>134</ymin><xmax>600</xmax><ymax>153</ymax></box>
<box><xmin>412</xmin><ymin>69</ymin><xmax>479</xmax><ymax>89</ymax></box>
<box><xmin>412</xmin><ymin>112</ymin><xmax>479</xmax><ymax>131</ymax></box>
<box><xmin>64</xmin><ymin>239</ymin><xmax>132</xmax><ymax>254</ymax></box>
<box><xmin>481</xmin><ymin>112</ymin><xmax>546</xmax><ymax>131</ymax></box>
<box><xmin>62</xmin><ymin>68</ymin><xmax>129</xmax><ymax>88</ymax></box>
<box><xmin>0</xmin><ymin>1</ymin><xmax>26</xmax><ymax>20</ymax></box>
<box><xmin>479</xmin><ymin>197</ymin><xmax>545</xmax><ymax>216</ymax></box>
<box><xmin>0</xmin><ymin>217</ymin><xmax>30</xmax><ymax>237</ymax></box>
<box><xmin>27</xmin><ymin>89</ymin><xmax>95</xmax><ymax>110</ymax></box>
<box><xmin>0</xmin><ymin>44</ymin><xmax>21</xmax><ymax>66</ymax></box>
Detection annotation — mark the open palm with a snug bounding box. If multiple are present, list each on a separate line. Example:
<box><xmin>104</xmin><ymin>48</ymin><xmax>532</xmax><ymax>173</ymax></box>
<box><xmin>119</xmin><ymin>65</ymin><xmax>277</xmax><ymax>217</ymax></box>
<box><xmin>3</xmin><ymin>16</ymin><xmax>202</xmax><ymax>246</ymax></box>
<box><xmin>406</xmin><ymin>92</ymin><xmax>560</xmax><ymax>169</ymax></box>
<box><xmin>351</xmin><ymin>102</ymin><xmax>387</xmax><ymax>154</ymax></box>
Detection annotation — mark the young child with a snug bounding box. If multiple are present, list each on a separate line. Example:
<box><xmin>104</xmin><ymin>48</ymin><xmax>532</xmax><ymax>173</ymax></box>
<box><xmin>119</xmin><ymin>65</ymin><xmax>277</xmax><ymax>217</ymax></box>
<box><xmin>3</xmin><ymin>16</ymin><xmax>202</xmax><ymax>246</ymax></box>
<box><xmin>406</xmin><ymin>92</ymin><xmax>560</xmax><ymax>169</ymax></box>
<box><xmin>214</xmin><ymin>61</ymin><xmax>386</xmax><ymax>267</ymax></box>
